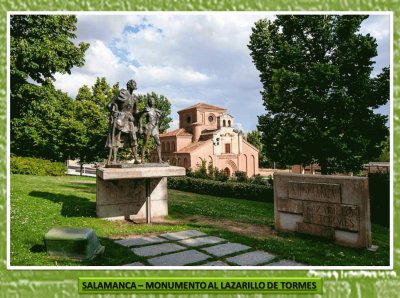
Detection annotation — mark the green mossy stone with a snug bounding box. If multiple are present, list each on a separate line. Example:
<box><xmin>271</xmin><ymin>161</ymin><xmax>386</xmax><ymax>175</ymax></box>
<box><xmin>44</xmin><ymin>228</ymin><xmax>104</xmax><ymax>260</ymax></box>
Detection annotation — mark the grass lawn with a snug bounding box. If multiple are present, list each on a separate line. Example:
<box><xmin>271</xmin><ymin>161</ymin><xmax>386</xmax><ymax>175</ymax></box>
<box><xmin>10</xmin><ymin>174</ymin><xmax>390</xmax><ymax>266</ymax></box>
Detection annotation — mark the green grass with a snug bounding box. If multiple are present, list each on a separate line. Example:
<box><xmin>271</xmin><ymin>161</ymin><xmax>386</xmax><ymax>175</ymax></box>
<box><xmin>10</xmin><ymin>174</ymin><xmax>390</xmax><ymax>266</ymax></box>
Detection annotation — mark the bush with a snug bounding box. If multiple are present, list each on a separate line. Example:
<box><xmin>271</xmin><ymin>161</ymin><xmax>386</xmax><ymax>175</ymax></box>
<box><xmin>234</xmin><ymin>170</ymin><xmax>248</xmax><ymax>183</ymax></box>
<box><xmin>369</xmin><ymin>172</ymin><xmax>390</xmax><ymax>227</ymax></box>
<box><xmin>168</xmin><ymin>176</ymin><xmax>273</xmax><ymax>202</ymax></box>
<box><xmin>11</xmin><ymin>156</ymin><xmax>66</xmax><ymax>176</ymax></box>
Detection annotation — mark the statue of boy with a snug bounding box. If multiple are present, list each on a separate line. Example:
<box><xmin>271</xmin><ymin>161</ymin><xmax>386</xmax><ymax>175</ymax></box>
<box><xmin>138</xmin><ymin>95</ymin><xmax>163</xmax><ymax>163</ymax></box>
<box><xmin>105</xmin><ymin>79</ymin><xmax>139</xmax><ymax>164</ymax></box>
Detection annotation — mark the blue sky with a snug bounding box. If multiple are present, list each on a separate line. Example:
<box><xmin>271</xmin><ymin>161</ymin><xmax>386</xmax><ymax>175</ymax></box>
<box><xmin>54</xmin><ymin>13</ymin><xmax>391</xmax><ymax>132</ymax></box>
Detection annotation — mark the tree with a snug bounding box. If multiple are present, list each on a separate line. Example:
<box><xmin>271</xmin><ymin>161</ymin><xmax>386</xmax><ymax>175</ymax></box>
<box><xmin>248</xmin><ymin>15</ymin><xmax>389</xmax><ymax>174</ymax></box>
<box><xmin>10</xmin><ymin>15</ymin><xmax>89</xmax><ymax>118</ymax></box>
<box><xmin>10</xmin><ymin>15</ymin><xmax>89</xmax><ymax>161</ymax></box>
<box><xmin>73</xmin><ymin>78</ymin><xmax>119</xmax><ymax>172</ymax></box>
<box><xmin>246</xmin><ymin>130</ymin><xmax>271</xmax><ymax>168</ymax></box>
<box><xmin>11</xmin><ymin>83</ymin><xmax>83</xmax><ymax>161</ymax></box>
<box><xmin>377</xmin><ymin>135</ymin><xmax>389</xmax><ymax>162</ymax></box>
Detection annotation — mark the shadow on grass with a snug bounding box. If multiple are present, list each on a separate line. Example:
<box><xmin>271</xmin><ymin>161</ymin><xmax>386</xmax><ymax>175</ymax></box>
<box><xmin>30</xmin><ymin>244</ymin><xmax>46</xmax><ymax>253</ymax></box>
<box><xmin>29</xmin><ymin>191</ymin><xmax>96</xmax><ymax>218</ymax></box>
<box><xmin>60</xmin><ymin>183</ymin><xmax>96</xmax><ymax>194</ymax></box>
<box><xmin>29</xmin><ymin>237</ymin><xmax>143</xmax><ymax>266</ymax></box>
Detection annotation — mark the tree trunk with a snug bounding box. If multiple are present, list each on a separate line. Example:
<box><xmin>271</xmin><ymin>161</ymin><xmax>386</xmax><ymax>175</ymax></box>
<box><xmin>80</xmin><ymin>163</ymin><xmax>83</xmax><ymax>176</ymax></box>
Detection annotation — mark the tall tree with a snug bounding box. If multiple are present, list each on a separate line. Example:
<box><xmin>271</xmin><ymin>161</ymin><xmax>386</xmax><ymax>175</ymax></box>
<box><xmin>248</xmin><ymin>15</ymin><xmax>389</xmax><ymax>174</ymax></box>
<box><xmin>10</xmin><ymin>15</ymin><xmax>89</xmax><ymax>118</ymax></box>
<box><xmin>11</xmin><ymin>83</ymin><xmax>83</xmax><ymax>161</ymax></box>
<box><xmin>73</xmin><ymin>79</ymin><xmax>115</xmax><ymax>172</ymax></box>
<box><xmin>246</xmin><ymin>130</ymin><xmax>270</xmax><ymax>168</ymax></box>
<box><xmin>10</xmin><ymin>15</ymin><xmax>89</xmax><ymax>161</ymax></box>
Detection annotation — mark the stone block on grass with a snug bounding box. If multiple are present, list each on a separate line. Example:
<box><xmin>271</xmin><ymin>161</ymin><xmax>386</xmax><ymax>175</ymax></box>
<box><xmin>44</xmin><ymin>227</ymin><xmax>104</xmax><ymax>260</ymax></box>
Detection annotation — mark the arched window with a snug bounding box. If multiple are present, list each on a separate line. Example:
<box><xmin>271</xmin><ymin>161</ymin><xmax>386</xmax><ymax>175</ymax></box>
<box><xmin>166</xmin><ymin>142</ymin><xmax>170</xmax><ymax>152</ymax></box>
<box><xmin>228</xmin><ymin>120</ymin><xmax>231</xmax><ymax>127</ymax></box>
<box><xmin>162</xmin><ymin>142</ymin><xmax>165</xmax><ymax>152</ymax></box>
<box><xmin>223</xmin><ymin>120</ymin><xmax>226</xmax><ymax>127</ymax></box>
<box><xmin>171</xmin><ymin>142</ymin><xmax>175</xmax><ymax>152</ymax></box>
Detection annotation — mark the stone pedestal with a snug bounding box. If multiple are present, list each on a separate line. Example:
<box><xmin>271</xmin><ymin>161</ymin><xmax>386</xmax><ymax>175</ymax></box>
<box><xmin>96</xmin><ymin>165</ymin><xmax>185</xmax><ymax>222</ymax></box>
<box><xmin>274</xmin><ymin>173</ymin><xmax>372</xmax><ymax>248</ymax></box>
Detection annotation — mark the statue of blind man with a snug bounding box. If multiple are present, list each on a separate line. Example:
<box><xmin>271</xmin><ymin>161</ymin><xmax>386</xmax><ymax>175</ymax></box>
<box><xmin>105</xmin><ymin>79</ymin><xmax>140</xmax><ymax>164</ymax></box>
<box><xmin>138</xmin><ymin>95</ymin><xmax>163</xmax><ymax>163</ymax></box>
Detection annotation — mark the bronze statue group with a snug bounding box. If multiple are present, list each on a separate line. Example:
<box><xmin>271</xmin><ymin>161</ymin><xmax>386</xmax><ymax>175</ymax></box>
<box><xmin>105</xmin><ymin>79</ymin><xmax>162</xmax><ymax>165</ymax></box>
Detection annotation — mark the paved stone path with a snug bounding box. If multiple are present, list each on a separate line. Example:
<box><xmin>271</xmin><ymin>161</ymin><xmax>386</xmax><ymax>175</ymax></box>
<box><xmin>115</xmin><ymin>230</ymin><xmax>305</xmax><ymax>266</ymax></box>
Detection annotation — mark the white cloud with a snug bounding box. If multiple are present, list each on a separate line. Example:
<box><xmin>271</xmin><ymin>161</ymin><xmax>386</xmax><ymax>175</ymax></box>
<box><xmin>129</xmin><ymin>65</ymin><xmax>210</xmax><ymax>86</ymax></box>
<box><xmin>52</xmin><ymin>13</ymin><xmax>390</xmax><ymax>132</ymax></box>
<box><xmin>360</xmin><ymin>15</ymin><xmax>390</xmax><ymax>41</ymax></box>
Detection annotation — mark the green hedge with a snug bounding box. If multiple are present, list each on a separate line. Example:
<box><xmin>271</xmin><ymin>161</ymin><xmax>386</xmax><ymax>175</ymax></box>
<box><xmin>11</xmin><ymin>156</ymin><xmax>66</xmax><ymax>176</ymax></box>
<box><xmin>369</xmin><ymin>172</ymin><xmax>390</xmax><ymax>227</ymax></box>
<box><xmin>168</xmin><ymin>176</ymin><xmax>273</xmax><ymax>202</ymax></box>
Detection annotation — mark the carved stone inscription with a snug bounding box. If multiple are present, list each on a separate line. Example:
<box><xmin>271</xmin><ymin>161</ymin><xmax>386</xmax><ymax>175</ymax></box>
<box><xmin>288</xmin><ymin>181</ymin><xmax>341</xmax><ymax>203</ymax></box>
<box><xmin>302</xmin><ymin>201</ymin><xmax>360</xmax><ymax>232</ymax></box>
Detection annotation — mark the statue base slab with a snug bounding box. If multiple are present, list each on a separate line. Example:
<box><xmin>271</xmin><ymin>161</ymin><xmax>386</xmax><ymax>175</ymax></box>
<box><xmin>96</xmin><ymin>166</ymin><xmax>185</xmax><ymax>223</ymax></box>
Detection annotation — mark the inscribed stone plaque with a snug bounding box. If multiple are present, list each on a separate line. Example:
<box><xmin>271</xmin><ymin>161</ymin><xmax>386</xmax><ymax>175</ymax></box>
<box><xmin>288</xmin><ymin>181</ymin><xmax>341</xmax><ymax>203</ymax></box>
<box><xmin>302</xmin><ymin>201</ymin><xmax>360</xmax><ymax>232</ymax></box>
<box><xmin>277</xmin><ymin>198</ymin><xmax>303</xmax><ymax>214</ymax></box>
<box><xmin>274</xmin><ymin>173</ymin><xmax>371</xmax><ymax>248</ymax></box>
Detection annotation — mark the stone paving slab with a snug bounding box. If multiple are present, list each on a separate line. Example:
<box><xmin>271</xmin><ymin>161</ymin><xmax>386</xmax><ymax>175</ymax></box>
<box><xmin>201</xmin><ymin>243</ymin><xmax>251</xmax><ymax>257</ymax></box>
<box><xmin>226</xmin><ymin>251</ymin><xmax>276</xmax><ymax>266</ymax></box>
<box><xmin>115</xmin><ymin>236</ymin><xmax>167</xmax><ymax>247</ymax></box>
<box><xmin>160</xmin><ymin>230</ymin><xmax>207</xmax><ymax>240</ymax></box>
<box><xmin>201</xmin><ymin>261</ymin><xmax>230</xmax><ymax>266</ymax></box>
<box><xmin>178</xmin><ymin>236</ymin><xmax>226</xmax><ymax>247</ymax></box>
<box><xmin>267</xmin><ymin>260</ymin><xmax>305</xmax><ymax>266</ymax></box>
<box><xmin>132</xmin><ymin>243</ymin><xmax>186</xmax><ymax>257</ymax></box>
<box><xmin>123</xmin><ymin>262</ymin><xmax>145</xmax><ymax>266</ymax></box>
<box><xmin>148</xmin><ymin>250</ymin><xmax>210</xmax><ymax>266</ymax></box>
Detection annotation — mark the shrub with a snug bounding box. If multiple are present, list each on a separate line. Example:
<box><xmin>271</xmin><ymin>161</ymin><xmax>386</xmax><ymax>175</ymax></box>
<box><xmin>369</xmin><ymin>172</ymin><xmax>390</xmax><ymax>227</ymax></box>
<box><xmin>234</xmin><ymin>170</ymin><xmax>248</xmax><ymax>183</ymax></box>
<box><xmin>11</xmin><ymin>156</ymin><xmax>66</xmax><ymax>176</ymax></box>
<box><xmin>168</xmin><ymin>176</ymin><xmax>273</xmax><ymax>202</ymax></box>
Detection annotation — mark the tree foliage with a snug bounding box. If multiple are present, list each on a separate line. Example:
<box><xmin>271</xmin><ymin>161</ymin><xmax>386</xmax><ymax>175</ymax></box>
<box><xmin>11</xmin><ymin>83</ymin><xmax>82</xmax><ymax>161</ymax></box>
<box><xmin>10</xmin><ymin>15</ymin><xmax>89</xmax><ymax>86</ymax></box>
<box><xmin>248</xmin><ymin>15</ymin><xmax>389</xmax><ymax>174</ymax></box>
<box><xmin>10</xmin><ymin>15</ymin><xmax>90</xmax><ymax>161</ymax></box>
<box><xmin>73</xmin><ymin>78</ymin><xmax>119</xmax><ymax>166</ymax></box>
<box><xmin>246</xmin><ymin>130</ymin><xmax>271</xmax><ymax>168</ymax></box>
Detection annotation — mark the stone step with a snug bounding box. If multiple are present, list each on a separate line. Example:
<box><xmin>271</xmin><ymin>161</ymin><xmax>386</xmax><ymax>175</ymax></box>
<box><xmin>160</xmin><ymin>230</ymin><xmax>207</xmax><ymax>240</ymax></box>
<box><xmin>201</xmin><ymin>243</ymin><xmax>251</xmax><ymax>257</ymax></box>
<box><xmin>132</xmin><ymin>243</ymin><xmax>187</xmax><ymax>257</ymax></box>
<box><xmin>115</xmin><ymin>236</ymin><xmax>167</xmax><ymax>247</ymax></box>
<box><xmin>178</xmin><ymin>236</ymin><xmax>226</xmax><ymax>247</ymax></box>
<box><xmin>266</xmin><ymin>260</ymin><xmax>305</xmax><ymax>266</ymax></box>
<box><xmin>148</xmin><ymin>250</ymin><xmax>210</xmax><ymax>266</ymax></box>
<box><xmin>226</xmin><ymin>251</ymin><xmax>276</xmax><ymax>266</ymax></box>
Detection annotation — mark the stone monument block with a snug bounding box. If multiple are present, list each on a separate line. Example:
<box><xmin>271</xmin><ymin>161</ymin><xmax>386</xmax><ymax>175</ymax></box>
<box><xmin>96</xmin><ymin>165</ymin><xmax>185</xmax><ymax>222</ymax></box>
<box><xmin>44</xmin><ymin>227</ymin><xmax>104</xmax><ymax>260</ymax></box>
<box><xmin>274</xmin><ymin>173</ymin><xmax>372</xmax><ymax>248</ymax></box>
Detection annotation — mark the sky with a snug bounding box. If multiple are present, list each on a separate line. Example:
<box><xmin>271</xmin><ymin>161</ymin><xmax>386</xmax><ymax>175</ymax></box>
<box><xmin>53</xmin><ymin>13</ymin><xmax>391</xmax><ymax>132</ymax></box>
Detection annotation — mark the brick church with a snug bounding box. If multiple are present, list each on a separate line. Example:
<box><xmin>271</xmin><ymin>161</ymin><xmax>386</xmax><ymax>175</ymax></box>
<box><xmin>150</xmin><ymin>103</ymin><xmax>259</xmax><ymax>177</ymax></box>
